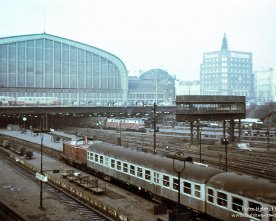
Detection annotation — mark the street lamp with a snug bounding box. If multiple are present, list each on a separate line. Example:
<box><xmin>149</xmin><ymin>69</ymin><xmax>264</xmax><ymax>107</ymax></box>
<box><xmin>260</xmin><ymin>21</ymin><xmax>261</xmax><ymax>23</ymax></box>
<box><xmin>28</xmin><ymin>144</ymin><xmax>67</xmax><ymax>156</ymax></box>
<box><xmin>22</xmin><ymin>117</ymin><xmax>27</xmax><ymax>130</ymax></box>
<box><xmin>220</xmin><ymin>138</ymin><xmax>229</xmax><ymax>172</ymax></box>
<box><xmin>173</xmin><ymin>151</ymin><xmax>186</xmax><ymax>221</ymax></box>
<box><xmin>33</xmin><ymin>129</ymin><xmax>51</xmax><ymax>210</ymax></box>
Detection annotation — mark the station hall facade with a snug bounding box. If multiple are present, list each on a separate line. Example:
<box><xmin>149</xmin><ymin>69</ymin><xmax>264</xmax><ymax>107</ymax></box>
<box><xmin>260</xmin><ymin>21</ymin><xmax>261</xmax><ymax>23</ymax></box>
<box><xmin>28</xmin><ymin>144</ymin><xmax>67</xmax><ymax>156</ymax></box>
<box><xmin>0</xmin><ymin>33</ymin><xmax>128</xmax><ymax>106</ymax></box>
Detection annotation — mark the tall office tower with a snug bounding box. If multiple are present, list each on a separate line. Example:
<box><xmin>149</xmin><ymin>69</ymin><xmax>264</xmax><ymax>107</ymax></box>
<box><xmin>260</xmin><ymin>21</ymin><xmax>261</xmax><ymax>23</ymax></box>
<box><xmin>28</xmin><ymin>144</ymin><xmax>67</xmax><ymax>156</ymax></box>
<box><xmin>255</xmin><ymin>67</ymin><xmax>276</xmax><ymax>103</ymax></box>
<box><xmin>200</xmin><ymin>34</ymin><xmax>254</xmax><ymax>101</ymax></box>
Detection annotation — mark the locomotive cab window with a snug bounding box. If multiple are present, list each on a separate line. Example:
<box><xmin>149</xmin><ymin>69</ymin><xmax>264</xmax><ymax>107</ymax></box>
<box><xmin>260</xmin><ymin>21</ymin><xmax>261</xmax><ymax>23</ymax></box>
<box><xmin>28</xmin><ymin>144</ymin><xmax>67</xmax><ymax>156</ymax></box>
<box><xmin>183</xmin><ymin>181</ymin><xmax>191</xmax><ymax>195</ymax></box>
<box><xmin>217</xmin><ymin>191</ymin><xmax>227</xmax><ymax>207</ymax></box>
<box><xmin>87</xmin><ymin>152</ymin><xmax>90</xmax><ymax>160</ymax></box>
<box><xmin>163</xmin><ymin>175</ymin><xmax>170</xmax><ymax>187</ymax></box>
<box><xmin>232</xmin><ymin>196</ymin><xmax>243</xmax><ymax>212</ymax></box>
<box><xmin>248</xmin><ymin>201</ymin><xmax>261</xmax><ymax>220</ymax></box>
<box><xmin>207</xmin><ymin>188</ymin><xmax>214</xmax><ymax>203</ymax></box>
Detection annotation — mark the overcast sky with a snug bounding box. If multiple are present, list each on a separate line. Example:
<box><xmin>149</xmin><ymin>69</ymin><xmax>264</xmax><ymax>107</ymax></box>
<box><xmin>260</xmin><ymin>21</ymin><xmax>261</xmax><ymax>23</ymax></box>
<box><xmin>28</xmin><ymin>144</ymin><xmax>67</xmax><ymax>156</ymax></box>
<box><xmin>1</xmin><ymin>0</ymin><xmax>276</xmax><ymax>81</ymax></box>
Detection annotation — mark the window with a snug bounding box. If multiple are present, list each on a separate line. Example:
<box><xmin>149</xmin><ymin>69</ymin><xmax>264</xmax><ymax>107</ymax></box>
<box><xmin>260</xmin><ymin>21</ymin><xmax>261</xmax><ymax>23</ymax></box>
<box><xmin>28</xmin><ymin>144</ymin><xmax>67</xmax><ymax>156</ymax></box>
<box><xmin>194</xmin><ymin>184</ymin><xmax>201</xmax><ymax>198</ymax></box>
<box><xmin>87</xmin><ymin>152</ymin><xmax>90</xmax><ymax>160</ymax></box>
<box><xmin>117</xmin><ymin>161</ymin><xmax>121</xmax><ymax>170</ymax></box>
<box><xmin>145</xmin><ymin>169</ymin><xmax>151</xmax><ymax>180</ymax></box>
<box><xmin>130</xmin><ymin>165</ymin><xmax>135</xmax><ymax>175</ymax></box>
<box><xmin>123</xmin><ymin>163</ymin><xmax>128</xmax><ymax>173</ymax></box>
<box><xmin>183</xmin><ymin>181</ymin><xmax>191</xmax><ymax>195</ymax></box>
<box><xmin>248</xmin><ymin>201</ymin><xmax>261</xmax><ymax>220</ymax></box>
<box><xmin>100</xmin><ymin>155</ymin><xmax>103</xmax><ymax>164</ymax></box>
<box><xmin>137</xmin><ymin>167</ymin><xmax>142</xmax><ymax>177</ymax></box>
<box><xmin>163</xmin><ymin>175</ymin><xmax>170</xmax><ymax>187</ymax></box>
<box><xmin>154</xmin><ymin>172</ymin><xmax>160</xmax><ymax>184</ymax></box>
<box><xmin>232</xmin><ymin>197</ymin><xmax>243</xmax><ymax>212</ymax></box>
<box><xmin>207</xmin><ymin>188</ymin><xmax>214</xmax><ymax>203</ymax></box>
<box><xmin>217</xmin><ymin>192</ymin><xmax>227</xmax><ymax>207</ymax></box>
<box><xmin>95</xmin><ymin>154</ymin><xmax>98</xmax><ymax>162</ymax></box>
<box><xmin>173</xmin><ymin>178</ymin><xmax>178</xmax><ymax>190</ymax></box>
<box><xmin>89</xmin><ymin>152</ymin><xmax>93</xmax><ymax>161</ymax></box>
<box><xmin>111</xmin><ymin>159</ymin><xmax>115</xmax><ymax>168</ymax></box>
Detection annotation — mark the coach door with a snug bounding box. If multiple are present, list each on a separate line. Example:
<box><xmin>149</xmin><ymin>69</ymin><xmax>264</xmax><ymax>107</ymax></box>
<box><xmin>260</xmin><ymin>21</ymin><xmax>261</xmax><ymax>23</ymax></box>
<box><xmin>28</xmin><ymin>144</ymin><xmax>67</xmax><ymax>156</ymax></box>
<box><xmin>153</xmin><ymin>171</ymin><xmax>160</xmax><ymax>195</ymax></box>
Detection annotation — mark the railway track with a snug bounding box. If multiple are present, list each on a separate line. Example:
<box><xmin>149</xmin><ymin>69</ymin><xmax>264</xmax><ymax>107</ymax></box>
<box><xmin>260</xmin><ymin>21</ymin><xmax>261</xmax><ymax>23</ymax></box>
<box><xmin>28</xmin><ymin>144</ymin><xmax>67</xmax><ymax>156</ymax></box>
<box><xmin>0</xmin><ymin>150</ymin><xmax>114</xmax><ymax>221</ymax></box>
<box><xmin>73</xmin><ymin>127</ymin><xmax>276</xmax><ymax>181</ymax></box>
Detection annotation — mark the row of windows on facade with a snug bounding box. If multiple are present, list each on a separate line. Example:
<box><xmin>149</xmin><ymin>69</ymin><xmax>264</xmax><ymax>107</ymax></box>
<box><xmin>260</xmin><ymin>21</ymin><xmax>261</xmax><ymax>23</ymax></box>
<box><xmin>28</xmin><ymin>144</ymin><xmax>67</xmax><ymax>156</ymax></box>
<box><xmin>203</xmin><ymin>58</ymin><xmax>251</xmax><ymax>63</ymax></box>
<box><xmin>0</xmin><ymin>92</ymin><xmax>123</xmax><ymax>99</ymax></box>
<box><xmin>0</xmin><ymin>74</ymin><xmax>121</xmax><ymax>89</ymax></box>
<box><xmin>201</xmin><ymin>69</ymin><xmax>251</xmax><ymax>74</ymax></box>
<box><xmin>177</xmin><ymin>103</ymin><xmax>244</xmax><ymax>111</ymax></box>
<box><xmin>202</xmin><ymin>63</ymin><xmax>251</xmax><ymax>68</ymax></box>
<box><xmin>0</xmin><ymin>42</ymin><xmax>113</xmax><ymax>64</ymax></box>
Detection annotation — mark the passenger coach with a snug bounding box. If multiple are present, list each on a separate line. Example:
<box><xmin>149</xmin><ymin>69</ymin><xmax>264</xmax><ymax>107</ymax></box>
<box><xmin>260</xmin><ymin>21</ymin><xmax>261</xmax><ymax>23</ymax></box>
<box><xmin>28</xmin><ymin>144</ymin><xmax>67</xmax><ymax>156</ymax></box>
<box><xmin>87</xmin><ymin>141</ymin><xmax>222</xmax><ymax>212</ymax></box>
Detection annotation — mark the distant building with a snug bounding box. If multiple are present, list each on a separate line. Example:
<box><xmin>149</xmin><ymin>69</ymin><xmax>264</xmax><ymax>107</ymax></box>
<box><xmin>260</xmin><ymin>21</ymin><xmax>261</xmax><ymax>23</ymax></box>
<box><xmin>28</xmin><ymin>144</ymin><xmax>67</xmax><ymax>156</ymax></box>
<box><xmin>128</xmin><ymin>69</ymin><xmax>175</xmax><ymax>106</ymax></box>
<box><xmin>0</xmin><ymin>33</ymin><xmax>128</xmax><ymax>105</ymax></box>
<box><xmin>176</xmin><ymin>80</ymin><xmax>200</xmax><ymax>95</ymax></box>
<box><xmin>200</xmin><ymin>34</ymin><xmax>254</xmax><ymax>101</ymax></box>
<box><xmin>255</xmin><ymin>67</ymin><xmax>276</xmax><ymax>103</ymax></box>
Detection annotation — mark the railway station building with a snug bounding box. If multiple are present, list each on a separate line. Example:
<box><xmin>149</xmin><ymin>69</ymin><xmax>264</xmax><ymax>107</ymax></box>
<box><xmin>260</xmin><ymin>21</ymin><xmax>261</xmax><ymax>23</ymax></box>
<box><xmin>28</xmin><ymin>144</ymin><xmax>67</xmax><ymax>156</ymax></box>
<box><xmin>0</xmin><ymin>33</ymin><xmax>128</xmax><ymax>106</ymax></box>
<box><xmin>128</xmin><ymin>69</ymin><xmax>175</xmax><ymax>106</ymax></box>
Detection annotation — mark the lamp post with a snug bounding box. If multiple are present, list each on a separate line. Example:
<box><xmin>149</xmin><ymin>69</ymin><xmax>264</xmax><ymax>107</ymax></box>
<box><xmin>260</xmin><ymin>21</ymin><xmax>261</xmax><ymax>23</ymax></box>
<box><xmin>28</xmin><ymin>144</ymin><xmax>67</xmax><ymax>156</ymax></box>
<box><xmin>220</xmin><ymin>138</ymin><xmax>229</xmax><ymax>172</ymax></box>
<box><xmin>267</xmin><ymin>128</ymin><xmax>270</xmax><ymax>150</ymax></box>
<box><xmin>173</xmin><ymin>151</ymin><xmax>186</xmax><ymax>221</ymax></box>
<box><xmin>22</xmin><ymin>117</ymin><xmax>27</xmax><ymax>130</ymax></box>
<box><xmin>33</xmin><ymin>129</ymin><xmax>51</xmax><ymax>210</ymax></box>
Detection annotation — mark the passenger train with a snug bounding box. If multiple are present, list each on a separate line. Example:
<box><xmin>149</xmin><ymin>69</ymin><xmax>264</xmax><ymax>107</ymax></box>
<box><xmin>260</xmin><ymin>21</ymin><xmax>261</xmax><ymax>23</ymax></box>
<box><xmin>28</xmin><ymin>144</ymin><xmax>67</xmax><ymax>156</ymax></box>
<box><xmin>62</xmin><ymin>140</ymin><xmax>276</xmax><ymax>221</ymax></box>
<box><xmin>105</xmin><ymin>118</ymin><xmax>146</xmax><ymax>132</ymax></box>
<box><xmin>0</xmin><ymin>96</ymin><xmax>59</xmax><ymax>106</ymax></box>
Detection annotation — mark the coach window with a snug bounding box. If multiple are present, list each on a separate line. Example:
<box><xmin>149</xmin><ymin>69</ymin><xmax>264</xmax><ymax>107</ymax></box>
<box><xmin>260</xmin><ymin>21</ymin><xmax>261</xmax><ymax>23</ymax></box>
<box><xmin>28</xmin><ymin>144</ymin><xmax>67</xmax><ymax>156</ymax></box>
<box><xmin>100</xmin><ymin>155</ymin><xmax>103</xmax><ymax>164</ymax></box>
<box><xmin>154</xmin><ymin>172</ymin><xmax>160</xmax><ymax>184</ymax></box>
<box><xmin>90</xmin><ymin>152</ymin><xmax>93</xmax><ymax>161</ymax></box>
<box><xmin>130</xmin><ymin>165</ymin><xmax>135</xmax><ymax>175</ymax></box>
<box><xmin>87</xmin><ymin>152</ymin><xmax>90</xmax><ymax>160</ymax></box>
<box><xmin>145</xmin><ymin>169</ymin><xmax>151</xmax><ymax>181</ymax></box>
<box><xmin>111</xmin><ymin>159</ymin><xmax>115</xmax><ymax>168</ymax></box>
<box><xmin>117</xmin><ymin>161</ymin><xmax>121</xmax><ymax>171</ymax></box>
<box><xmin>183</xmin><ymin>181</ymin><xmax>191</xmax><ymax>195</ymax></box>
<box><xmin>173</xmin><ymin>178</ymin><xmax>178</xmax><ymax>191</ymax></box>
<box><xmin>248</xmin><ymin>201</ymin><xmax>261</xmax><ymax>220</ymax></box>
<box><xmin>95</xmin><ymin>154</ymin><xmax>98</xmax><ymax>162</ymax></box>
<box><xmin>207</xmin><ymin>188</ymin><xmax>214</xmax><ymax>203</ymax></box>
<box><xmin>163</xmin><ymin>175</ymin><xmax>170</xmax><ymax>187</ymax></box>
<box><xmin>123</xmin><ymin>163</ymin><xmax>128</xmax><ymax>173</ymax></box>
<box><xmin>232</xmin><ymin>197</ymin><xmax>243</xmax><ymax>212</ymax></box>
<box><xmin>217</xmin><ymin>191</ymin><xmax>227</xmax><ymax>207</ymax></box>
<box><xmin>194</xmin><ymin>184</ymin><xmax>201</xmax><ymax>198</ymax></box>
<box><xmin>137</xmin><ymin>167</ymin><xmax>143</xmax><ymax>178</ymax></box>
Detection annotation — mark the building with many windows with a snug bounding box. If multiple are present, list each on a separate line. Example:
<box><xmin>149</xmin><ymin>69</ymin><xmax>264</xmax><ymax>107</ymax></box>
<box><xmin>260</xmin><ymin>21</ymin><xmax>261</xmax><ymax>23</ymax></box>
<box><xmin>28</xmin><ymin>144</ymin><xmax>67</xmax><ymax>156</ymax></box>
<box><xmin>128</xmin><ymin>69</ymin><xmax>175</xmax><ymax>106</ymax></box>
<box><xmin>255</xmin><ymin>67</ymin><xmax>276</xmax><ymax>103</ymax></box>
<box><xmin>0</xmin><ymin>33</ymin><xmax>128</xmax><ymax>105</ymax></box>
<box><xmin>176</xmin><ymin>80</ymin><xmax>200</xmax><ymax>95</ymax></box>
<box><xmin>200</xmin><ymin>34</ymin><xmax>254</xmax><ymax>101</ymax></box>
